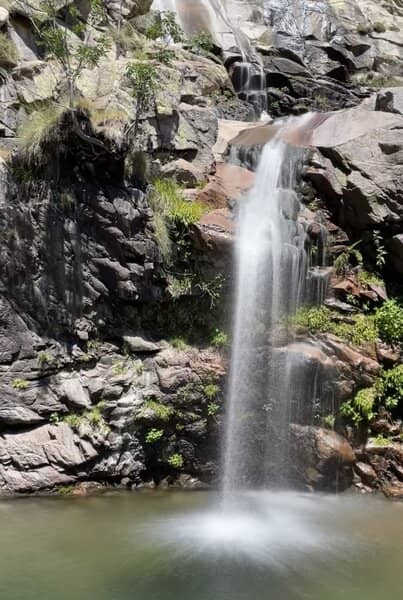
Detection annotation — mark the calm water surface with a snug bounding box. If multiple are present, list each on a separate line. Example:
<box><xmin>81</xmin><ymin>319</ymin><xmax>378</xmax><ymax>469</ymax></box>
<box><xmin>0</xmin><ymin>490</ymin><xmax>402</xmax><ymax>600</ymax></box>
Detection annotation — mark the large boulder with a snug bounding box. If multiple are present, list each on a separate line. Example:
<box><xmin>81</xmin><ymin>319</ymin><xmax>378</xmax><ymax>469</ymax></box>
<box><xmin>289</xmin><ymin>424</ymin><xmax>356</xmax><ymax>491</ymax></box>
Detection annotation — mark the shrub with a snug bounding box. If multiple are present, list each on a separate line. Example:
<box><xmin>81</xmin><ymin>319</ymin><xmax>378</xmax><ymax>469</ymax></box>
<box><xmin>170</xmin><ymin>337</ymin><xmax>188</xmax><ymax>351</ymax></box>
<box><xmin>204</xmin><ymin>384</ymin><xmax>219</xmax><ymax>400</ymax></box>
<box><xmin>340</xmin><ymin>387</ymin><xmax>376</xmax><ymax>426</ymax></box>
<box><xmin>323</xmin><ymin>414</ymin><xmax>335</xmax><ymax>430</ymax></box>
<box><xmin>64</xmin><ymin>413</ymin><xmax>82</xmax><ymax>430</ymax></box>
<box><xmin>207</xmin><ymin>402</ymin><xmax>220</xmax><ymax>417</ymax></box>
<box><xmin>375</xmin><ymin>365</ymin><xmax>403</xmax><ymax>411</ymax></box>
<box><xmin>211</xmin><ymin>329</ymin><xmax>228</xmax><ymax>348</ymax></box>
<box><xmin>167</xmin><ymin>453</ymin><xmax>184</xmax><ymax>469</ymax></box>
<box><xmin>189</xmin><ymin>30</ymin><xmax>215</xmax><ymax>53</ymax></box>
<box><xmin>145</xmin><ymin>428</ymin><xmax>164</xmax><ymax>443</ymax></box>
<box><xmin>292</xmin><ymin>306</ymin><xmax>332</xmax><ymax>333</ymax></box>
<box><xmin>11</xmin><ymin>378</ymin><xmax>29</xmax><ymax>390</ymax></box>
<box><xmin>126</xmin><ymin>61</ymin><xmax>158</xmax><ymax>129</ymax></box>
<box><xmin>375</xmin><ymin>299</ymin><xmax>403</xmax><ymax>345</ymax></box>
<box><xmin>357</xmin><ymin>270</ymin><xmax>384</xmax><ymax>289</ymax></box>
<box><xmin>145</xmin><ymin>400</ymin><xmax>174</xmax><ymax>421</ymax></box>
<box><xmin>112</xmin><ymin>359</ymin><xmax>127</xmax><ymax>376</ymax></box>
<box><xmin>331</xmin><ymin>314</ymin><xmax>377</xmax><ymax>346</ymax></box>
<box><xmin>146</xmin><ymin>10</ymin><xmax>184</xmax><ymax>43</ymax></box>
<box><xmin>334</xmin><ymin>241</ymin><xmax>363</xmax><ymax>276</ymax></box>
<box><xmin>37</xmin><ymin>351</ymin><xmax>53</xmax><ymax>366</ymax></box>
<box><xmin>0</xmin><ymin>32</ymin><xmax>18</xmax><ymax>68</ymax></box>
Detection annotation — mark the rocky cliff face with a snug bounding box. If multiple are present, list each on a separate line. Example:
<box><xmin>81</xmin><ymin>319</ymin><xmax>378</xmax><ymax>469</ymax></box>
<box><xmin>0</xmin><ymin>0</ymin><xmax>401</xmax><ymax>497</ymax></box>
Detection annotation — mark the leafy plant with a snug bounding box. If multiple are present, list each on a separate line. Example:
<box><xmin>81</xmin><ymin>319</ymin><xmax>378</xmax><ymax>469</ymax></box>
<box><xmin>334</xmin><ymin>241</ymin><xmax>363</xmax><ymax>276</ymax></box>
<box><xmin>49</xmin><ymin>412</ymin><xmax>60</xmax><ymax>424</ymax></box>
<box><xmin>207</xmin><ymin>402</ymin><xmax>220</xmax><ymax>417</ymax></box>
<box><xmin>375</xmin><ymin>299</ymin><xmax>403</xmax><ymax>345</ymax></box>
<box><xmin>357</xmin><ymin>270</ymin><xmax>384</xmax><ymax>289</ymax></box>
<box><xmin>11</xmin><ymin>378</ymin><xmax>29</xmax><ymax>390</ymax></box>
<box><xmin>170</xmin><ymin>337</ymin><xmax>188</xmax><ymax>351</ymax></box>
<box><xmin>293</xmin><ymin>306</ymin><xmax>332</xmax><ymax>332</ymax></box>
<box><xmin>373</xmin><ymin>230</ymin><xmax>387</xmax><ymax>268</ymax></box>
<box><xmin>323</xmin><ymin>414</ymin><xmax>335</xmax><ymax>430</ymax></box>
<box><xmin>372</xmin><ymin>434</ymin><xmax>391</xmax><ymax>447</ymax></box>
<box><xmin>375</xmin><ymin>365</ymin><xmax>403</xmax><ymax>411</ymax></box>
<box><xmin>112</xmin><ymin>359</ymin><xmax>127</xmax><ymax>376</ymax></box>
<box><xmin>167</xmin><ymin>453</ymin><xmax>184</xmax><ymax>469</ymax></box>
<box><xmin>204</xmin><ymin>384</ymin><xmax>219</xmax><ymax>400</ymax></box>
<box><xmin>331</xmin><ymin>314</ymin><xmax>377</xmax><ymax>346</ymax></box>
<box><xmin>211</xmin><ymin>329</ymin><xmax>228</xmax><ymax>348</ymax></box>
<box><xmin>189</xmin><ymin>30</ymin><xmax>215</xmax><ymax>53</ymax></box>
<box><xmin>340</xmin><ymin>387</ymin><xmax>376</xmax><ymax>426</ymax></box>
<box><xmin>146</xmin><ymin>11</ymin><xmax>184</xmax><ymax>43</ymax></box>
<box><xmin>37</xmin><ymin>351</ymin><xmax>53</xmax><ymax>366</ymax></box>
<box><xmin>145</xmin><ymin>400</ymin><xmax>174</xmax><ymax>421</ymax></box>
<box><xmin>145</xmin><ymin>428</ymin><xmax>164</xmax><ymax>443</ymax></box>
<box><xmin>196</xmin><ymin>275</ymin><xmax>225</xmax><ymax>309</ymax></box>
<box><xmin>126</xmin><ymin>61</ymin><xmax>158</xmax><ymax>133</ymax></box>
<box><xmin>16</xmin><ymin>0</ymin><xmax>110</xmax><ymax>107</ymax></box>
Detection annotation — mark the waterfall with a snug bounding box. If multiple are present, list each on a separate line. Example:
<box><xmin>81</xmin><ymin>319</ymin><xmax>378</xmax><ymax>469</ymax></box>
<box><xmin>223</xmin><ymin>121</ymin><xmax>312</xmax><ymax>494</ymax></box>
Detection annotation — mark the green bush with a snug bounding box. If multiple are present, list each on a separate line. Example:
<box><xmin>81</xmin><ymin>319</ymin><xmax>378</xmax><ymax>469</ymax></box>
<box><xmin>211</xmin><ymin>329</ymin><xmax>228</xmax><ymax>348</ymax></box>
<box><xmin>334</xmin><ymin>241</ymin><xmax>363</xmax><ymax>276</ymax></box>
<box><xmin>11</xmin><ymin>378</ymin><xmax>29</xmax><ymax>390</ymax></box>
<box><xmin>340</xmin><ymin>387</ymin><xmax>376</xmax><ymax>426</ymax></box>
<box><xmin>145</xmin><ymin>428</ymin><xmax>164</xmax><ymax>443</ymax></box>
<box><xmin>204</xmin><ymin>384</ymin><xmax>219</xmax><ymax>400</ymax></box>
<box><xmin>37</xmin><ymin>351</ymin><xmax>53</xmax><ymax>366</ymax></box>
<box><xmin>292</xmin><ymin>306</ymin><xmax>332</xmax><ymax>332</ymax></box>
<box><xmin>375</xmin><ymin>299</ymin><xmax>403</xmax><ymax>345</ymax></box>
<box><xmin>375</xmin><ymin>365</ymin><xmax>403</xmax><ymax>411</ymax></box>
<box><xmin>189</xmin><ymin>30</ymin><xmax>215</xmax><ymax>53</ymax></box>
<box><xmin>207</xmin><ymin>402</ymin><xmax>220</xmax><ymax>417</ymax></box>
<box><xmin>145</xmin><ymin>400</ymin><xmax>174</xmax><ymax>421</ymax></box>
<box><xmin>146</xmin><ymin>10</ymin><xmax>184</xmax><ymax>43</ymax></box>
<box><xmin>170</xmin><ymin>337</ymin><xmax>188</xmax><ymax>351</ymax></box>
<box><xmin>357</xmin><ymin>270</ymin><xmax>384</xmax><ymax>289</ymax></box>
<box><xmin>167</xmin><ymin>453</ymin><xmax>184</xmax><ymax>469</ymax></box>
<box><xmin>331</xmin><ymin>314</ymin><xmax>377</xmax><ymax>346</ymax></box>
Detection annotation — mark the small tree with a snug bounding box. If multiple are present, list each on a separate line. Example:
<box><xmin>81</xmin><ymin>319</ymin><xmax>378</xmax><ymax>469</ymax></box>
<box><xmin>17</xmin><ymin>0</ymin><xmax>111</xmax><ymax>106</ymax></box>
<box><xmin>15</xmin><ymin>0</ymin><xmax>112</xmax><ymax>150</ymax></box>
<box><xmin>145</xmin><ymin>10</ymin><xmax>184</xmax><ymax>44</ymax></box>
<box><xmin>125</xmin><ymin>61</ymin><xmax>158</xmax><ymax>135</ymax></box>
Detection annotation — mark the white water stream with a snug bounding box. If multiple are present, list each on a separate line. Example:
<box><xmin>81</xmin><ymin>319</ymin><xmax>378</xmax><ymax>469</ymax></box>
<box><xmin>223</xmin><ymin>119</ymin><xmax>316</xmax><ymax>493</ymax></box>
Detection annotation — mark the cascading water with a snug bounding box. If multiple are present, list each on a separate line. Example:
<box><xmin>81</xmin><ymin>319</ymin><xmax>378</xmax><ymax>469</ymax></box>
<box><xmin>223</xmin><ymin>119</ymin><xmax>315</xmax><ymax>494</ymax></box>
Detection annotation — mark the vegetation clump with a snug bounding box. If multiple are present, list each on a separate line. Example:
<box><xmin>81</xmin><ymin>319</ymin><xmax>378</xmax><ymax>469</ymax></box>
<box><xmin>145</xmin><ymin>428</ymin><xmax>164</xmax><ymax>443</ymax></box>
<box><xmin>211</xmin><ymin>329</ymin><xmax>228</xmax><ymax>349</ymax></box>
<box><xmin>144</xmin><ymin>400</ymin><xmax>174</xmax><ymax>422</ymax></box>
<box><xmin>11</xmin><ymin>378</ymin><xmax>29</xmax><ymax>390</ymax></box>
<box><xmin>375</xmin><ymin>299</ymin><xmax>403</xmax><ymax>345</ymax></box>
<box><xmin>167</xmin><ymin>453</ymin><xmax>184</xmax><ymax>469</ymax></box>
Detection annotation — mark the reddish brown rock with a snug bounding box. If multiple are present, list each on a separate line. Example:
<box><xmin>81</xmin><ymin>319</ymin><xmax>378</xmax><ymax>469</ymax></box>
<box><xmin>196</xmin><ymin>163</ymin><xmax>254</xmax><ymax>208</ymax></box>
<box><xmin>289</xmin><ymin>424</ymin><xmax>355</xmax><ymax>491</ymax></box>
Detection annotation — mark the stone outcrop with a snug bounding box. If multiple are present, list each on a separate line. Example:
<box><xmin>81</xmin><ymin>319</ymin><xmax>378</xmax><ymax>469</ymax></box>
<box><xmin>289</xmin><ymin>424</ymin><xmax>356</xmax><ymax>491</ymax></box>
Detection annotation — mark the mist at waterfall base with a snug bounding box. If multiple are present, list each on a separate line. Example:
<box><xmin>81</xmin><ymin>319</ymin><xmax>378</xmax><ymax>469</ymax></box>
<box><xmin>1</xmin><ymin>491</ymin><xmax>403</xmax><ymax>600</ymax></box>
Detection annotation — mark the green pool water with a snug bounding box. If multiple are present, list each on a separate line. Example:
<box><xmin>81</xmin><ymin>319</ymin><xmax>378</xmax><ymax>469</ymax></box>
<box><xmin>0</xmin><ymin>490</ymin><xmax>402</xmax><ymax>600</ymax></box>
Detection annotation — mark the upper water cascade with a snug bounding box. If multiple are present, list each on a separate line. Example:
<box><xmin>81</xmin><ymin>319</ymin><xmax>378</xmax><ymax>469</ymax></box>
<box><xmin>151</xmin><ymin>0</ymin><xmax>264</xmax><ymax>57</ymax></box>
